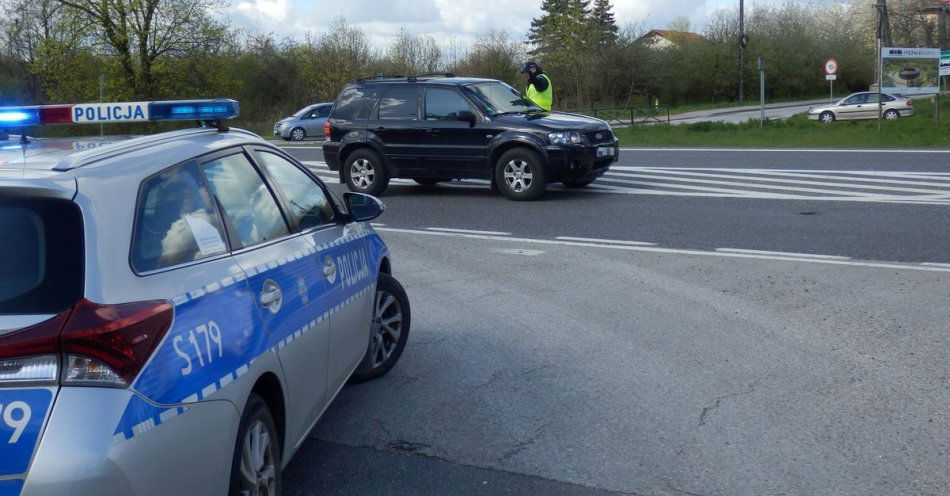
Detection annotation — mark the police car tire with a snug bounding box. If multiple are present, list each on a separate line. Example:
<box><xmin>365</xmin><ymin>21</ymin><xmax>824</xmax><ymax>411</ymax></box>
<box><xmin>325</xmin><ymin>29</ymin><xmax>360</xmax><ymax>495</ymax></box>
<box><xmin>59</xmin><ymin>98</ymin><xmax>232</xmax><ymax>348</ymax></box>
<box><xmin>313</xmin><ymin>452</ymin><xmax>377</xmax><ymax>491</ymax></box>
<box><xmin>495</xmin><ymin>148</ymin><xmax>548</xmax><ymax>201</ymax></box>
<box><xmin>343</xmin><ymin>148</ymin><xmax>389</xmax><ymax>197</ymax></box>
<box><xmin>350</xmin><ymin>273</ymin><xmax>411</xmax><ymax>383</ymax></box>
<box><xmin>228</xmin><ymin>394</ymin><xmax>282</xmax><ymax>496</ymax></box>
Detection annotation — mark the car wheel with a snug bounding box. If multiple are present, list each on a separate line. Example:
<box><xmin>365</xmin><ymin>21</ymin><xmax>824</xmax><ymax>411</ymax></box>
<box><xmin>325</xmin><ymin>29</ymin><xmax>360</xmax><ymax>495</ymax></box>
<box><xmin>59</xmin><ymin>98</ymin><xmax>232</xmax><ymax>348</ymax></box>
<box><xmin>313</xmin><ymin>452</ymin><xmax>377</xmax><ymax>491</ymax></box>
<box><xmin>819</xmin><ymin>111</ymin><xmax>835</xmax><ymax>124</ymax></box>
<box><xmin>495</xmin><ymin>148</ymin><xmax>548</xmax><ymax>201</ymax></box>
<box><xmin>413</xmin><ymin>178</ymin><xmax>441</xmax><ymax>186</ymax></box>
<box><xmin>884</xmin><ymin>109</ymin><xmax>900</xmax><ymax>120</ymax></box>
<box><xmin>228</xmin><ymin>394</ymin><xmax>281</xmax><ymax>496</ymax></box>
<box><xmin>350</xmin><ymin>273</ymin><xmax>411</xmax><ymax>383</ymax></box>
<box><xmin>290</xmin><ymin>127</ymin><xmax>306</xmax><ymax>141</ymax></box>
<box><xmin>343</xmin><ymin>149</ymin><xmax>390</xmax><ymax>196</ymax></box>
<box><xmin>562</xmin><ymin>177</ymin><xmax>596</xmax><ymax>188</ymax></box>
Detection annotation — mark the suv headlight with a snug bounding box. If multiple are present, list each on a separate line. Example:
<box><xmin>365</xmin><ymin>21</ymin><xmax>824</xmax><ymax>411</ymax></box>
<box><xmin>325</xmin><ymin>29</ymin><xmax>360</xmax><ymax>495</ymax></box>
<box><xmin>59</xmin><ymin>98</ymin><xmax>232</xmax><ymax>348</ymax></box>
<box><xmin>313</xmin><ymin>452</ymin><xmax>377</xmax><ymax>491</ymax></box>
<box><xmin>548</xmin><ymin>130</ymin><xmax>583</xmax><ymax>145</ymax></box>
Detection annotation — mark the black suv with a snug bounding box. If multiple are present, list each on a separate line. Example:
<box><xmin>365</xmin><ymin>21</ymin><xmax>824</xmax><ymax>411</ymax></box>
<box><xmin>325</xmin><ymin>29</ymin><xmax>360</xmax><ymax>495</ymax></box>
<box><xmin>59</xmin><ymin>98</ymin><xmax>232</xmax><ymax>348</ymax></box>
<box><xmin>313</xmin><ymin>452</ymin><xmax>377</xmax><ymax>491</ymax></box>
<box><xmin>322</xmin><ymin>75</ymin><xmax>619</xmax><ymax>201</ymax></box>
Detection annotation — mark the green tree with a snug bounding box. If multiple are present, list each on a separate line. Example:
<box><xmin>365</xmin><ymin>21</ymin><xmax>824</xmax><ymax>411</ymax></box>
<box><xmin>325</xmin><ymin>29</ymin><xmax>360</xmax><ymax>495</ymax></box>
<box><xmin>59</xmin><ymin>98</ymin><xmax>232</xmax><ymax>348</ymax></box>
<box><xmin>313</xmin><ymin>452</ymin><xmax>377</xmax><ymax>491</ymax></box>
<box><xmin>590</xmin><ymin>0</ymin><xmax>618</xmax><ymax>45</ymax></box>
<box><xmin>54</xmin><ymin>0</ymin><xmax>229</xmax><ymax>99</ymax></box>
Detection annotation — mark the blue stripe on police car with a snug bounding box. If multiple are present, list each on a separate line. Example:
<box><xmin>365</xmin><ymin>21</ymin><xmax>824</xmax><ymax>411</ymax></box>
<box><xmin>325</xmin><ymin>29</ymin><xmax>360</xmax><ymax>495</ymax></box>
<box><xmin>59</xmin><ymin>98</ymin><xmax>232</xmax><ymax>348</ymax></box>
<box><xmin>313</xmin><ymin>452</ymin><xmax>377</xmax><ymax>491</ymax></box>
<box><xmin>72</xmin><ymin>102</ymin><xmax>150</xmax><ymax>123</ymax></box>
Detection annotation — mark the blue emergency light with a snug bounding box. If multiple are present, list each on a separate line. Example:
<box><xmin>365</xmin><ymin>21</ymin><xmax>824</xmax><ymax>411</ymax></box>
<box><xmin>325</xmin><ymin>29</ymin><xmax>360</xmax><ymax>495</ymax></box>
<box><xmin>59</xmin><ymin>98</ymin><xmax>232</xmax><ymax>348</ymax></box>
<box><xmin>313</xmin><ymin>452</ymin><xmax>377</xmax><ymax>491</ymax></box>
<box><xmin>0</xmin><ymin>107</ymin><xmax>40</xmax><ymax>126</ymax></box>
<box><xmin>0</xmin><ymin>99</ymin><xmax>239</xmax><ymax>127</ymax></box>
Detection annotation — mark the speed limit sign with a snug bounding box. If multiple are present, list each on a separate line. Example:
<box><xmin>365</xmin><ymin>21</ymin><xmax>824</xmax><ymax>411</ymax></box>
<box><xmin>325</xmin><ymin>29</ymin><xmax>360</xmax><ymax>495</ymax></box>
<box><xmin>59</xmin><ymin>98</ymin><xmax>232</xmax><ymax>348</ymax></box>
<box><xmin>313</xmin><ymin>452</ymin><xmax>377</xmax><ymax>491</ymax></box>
<box><xmin>824</xmin><ymin>59</ymin><xmax>839</xmax><ymax>76</ymax></box>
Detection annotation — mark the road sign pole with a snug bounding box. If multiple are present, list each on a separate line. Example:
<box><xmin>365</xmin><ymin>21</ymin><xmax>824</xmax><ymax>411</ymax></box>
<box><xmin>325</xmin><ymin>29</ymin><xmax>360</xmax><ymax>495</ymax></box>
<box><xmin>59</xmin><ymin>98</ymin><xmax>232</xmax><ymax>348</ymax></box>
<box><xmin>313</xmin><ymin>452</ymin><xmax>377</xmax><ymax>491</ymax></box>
<box><xmin>830</xmin><ymin>79</ymin><xmax>834</xmax><ymax>103</ymax></box>
<box><xmin>759</xmin><ymin>57</ymin><xmax>765</xmax><ymax>127</ymax></box>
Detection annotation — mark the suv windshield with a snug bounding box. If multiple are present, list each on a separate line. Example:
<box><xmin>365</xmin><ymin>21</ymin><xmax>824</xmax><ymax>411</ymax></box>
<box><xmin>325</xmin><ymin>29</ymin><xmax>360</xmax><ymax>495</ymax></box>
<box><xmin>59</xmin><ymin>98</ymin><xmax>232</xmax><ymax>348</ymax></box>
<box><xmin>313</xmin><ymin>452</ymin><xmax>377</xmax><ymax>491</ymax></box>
<box><xmin>464</xmin><ymin>81</ymin><xmax>542</xmax><ymax>116</ymax></box>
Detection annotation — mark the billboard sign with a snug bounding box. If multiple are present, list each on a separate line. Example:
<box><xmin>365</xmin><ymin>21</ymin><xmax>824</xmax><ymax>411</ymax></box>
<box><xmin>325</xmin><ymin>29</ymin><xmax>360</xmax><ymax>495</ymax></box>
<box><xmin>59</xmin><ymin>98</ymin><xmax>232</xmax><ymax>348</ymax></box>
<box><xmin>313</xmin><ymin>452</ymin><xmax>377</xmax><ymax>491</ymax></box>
<box><xmin>881</xmin><ymin>47</ymin><xmax>940</xmax><ymax>95</ymax></box>
<box><xmin>941</xmin><ymin>51</ymin><xmax>950</xmax><ymax>77</ymax></box>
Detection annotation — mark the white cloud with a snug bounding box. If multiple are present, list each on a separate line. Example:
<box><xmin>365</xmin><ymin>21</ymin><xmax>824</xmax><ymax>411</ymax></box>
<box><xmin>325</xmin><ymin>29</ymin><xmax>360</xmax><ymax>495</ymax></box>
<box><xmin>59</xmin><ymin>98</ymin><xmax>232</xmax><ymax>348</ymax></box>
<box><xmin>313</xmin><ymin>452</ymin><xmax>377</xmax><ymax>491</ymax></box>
<box><xmin>226</xmin><ymin>0</ymin><xmax>815</xmax><ymax>46</ymax></box>
<box><xmin>234</xmin><ymin>0</ymin><xmax>290</xmax><ymax>22</ymax></box>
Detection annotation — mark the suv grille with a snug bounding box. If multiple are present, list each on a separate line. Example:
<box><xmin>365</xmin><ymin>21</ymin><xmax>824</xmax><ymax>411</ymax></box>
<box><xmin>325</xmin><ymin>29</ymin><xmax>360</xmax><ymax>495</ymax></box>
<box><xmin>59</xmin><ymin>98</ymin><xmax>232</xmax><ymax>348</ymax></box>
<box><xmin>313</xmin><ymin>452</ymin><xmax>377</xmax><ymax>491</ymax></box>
<box><xmin>585</xmin><ymin>130</ymin><xmax>614</xmax><ymax>144</ymax></box>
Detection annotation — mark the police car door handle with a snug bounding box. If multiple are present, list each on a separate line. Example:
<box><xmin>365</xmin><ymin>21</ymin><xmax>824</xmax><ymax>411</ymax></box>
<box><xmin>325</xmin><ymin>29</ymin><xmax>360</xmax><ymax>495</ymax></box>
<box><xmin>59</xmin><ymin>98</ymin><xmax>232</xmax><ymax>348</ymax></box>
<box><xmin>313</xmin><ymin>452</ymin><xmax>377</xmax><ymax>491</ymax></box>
<box><xmin>259</xmin><ymin>280</ymin><xmax>282</xmax><ymax>313</ymax></box>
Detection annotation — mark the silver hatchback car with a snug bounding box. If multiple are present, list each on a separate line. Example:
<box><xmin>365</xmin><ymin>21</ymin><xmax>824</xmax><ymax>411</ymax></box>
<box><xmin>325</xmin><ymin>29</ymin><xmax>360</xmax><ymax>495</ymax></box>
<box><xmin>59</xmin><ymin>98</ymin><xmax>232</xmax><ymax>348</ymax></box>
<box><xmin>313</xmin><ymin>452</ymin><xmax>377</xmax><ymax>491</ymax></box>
<box><xmin>274</xmin><ymin>103</ymin><xmax>332</xmax><ymax>141</ymax></box>
<box><xmin>0</xmin><ymin>100</ymin><xmax>410</xmax><ymax>496</ymax></box>
<box><xmin>808</xmin><ymin>92</ymin><xmax>915</xmax><ymax>123</ymax></box>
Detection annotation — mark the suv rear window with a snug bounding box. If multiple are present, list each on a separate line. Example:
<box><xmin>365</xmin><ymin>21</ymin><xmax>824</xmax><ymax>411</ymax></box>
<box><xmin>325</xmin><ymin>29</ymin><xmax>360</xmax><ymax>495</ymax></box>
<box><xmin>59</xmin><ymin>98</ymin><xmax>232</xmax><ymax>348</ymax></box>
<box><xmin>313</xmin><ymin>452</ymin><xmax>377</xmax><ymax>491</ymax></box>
<box><xmin>0</xmin><ymin>198</ymin><xmax>83</xmax><ymax>314</ymax></box>
<box><xmin>333</xmin><ymin>86</ymin><xmax>381</xmax><ymax>121</ymax></box>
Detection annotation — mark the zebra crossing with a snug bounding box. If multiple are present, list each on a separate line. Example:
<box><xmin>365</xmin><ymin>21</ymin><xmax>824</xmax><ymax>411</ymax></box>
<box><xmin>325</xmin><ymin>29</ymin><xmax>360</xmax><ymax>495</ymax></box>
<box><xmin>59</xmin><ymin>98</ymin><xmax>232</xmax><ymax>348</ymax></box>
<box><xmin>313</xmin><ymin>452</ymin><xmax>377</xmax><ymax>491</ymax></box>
<box><xmin>302</xmin><ymin>161</ymin><xmax>950</xmax><ymax>205</ymax></box>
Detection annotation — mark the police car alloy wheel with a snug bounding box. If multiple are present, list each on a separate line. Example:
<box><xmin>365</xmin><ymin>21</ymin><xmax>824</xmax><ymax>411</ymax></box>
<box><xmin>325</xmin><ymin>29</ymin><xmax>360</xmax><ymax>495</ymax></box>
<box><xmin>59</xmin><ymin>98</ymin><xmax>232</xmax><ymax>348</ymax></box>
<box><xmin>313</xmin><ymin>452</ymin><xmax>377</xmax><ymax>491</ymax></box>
<box><xmin>290</xmin><ymin>127</ymin><xmax>306</xmax><ymax>141</ymax></box>
<box><xmin>229</xmin><ymin>394</ymin><xmax>281</xmax><ymax>496</ymax></box>
<box><xmin>344</xmin><ymin>148</ymin><xmax>390</xmax><ymax>197</ymax></box>
<box><xmin>495</xmin><ymin>148</ymin><xmax>548</xmax><ymax>201</ymax></box>
<box><xmin>820</xmin><ymin>111</ymin><xmax>835</xmax><ymax>124</ymax></box>
<box><xmin>351</xmin><ymin>273</ymin><xmax>411</xmax><ymax>383</ymax></box>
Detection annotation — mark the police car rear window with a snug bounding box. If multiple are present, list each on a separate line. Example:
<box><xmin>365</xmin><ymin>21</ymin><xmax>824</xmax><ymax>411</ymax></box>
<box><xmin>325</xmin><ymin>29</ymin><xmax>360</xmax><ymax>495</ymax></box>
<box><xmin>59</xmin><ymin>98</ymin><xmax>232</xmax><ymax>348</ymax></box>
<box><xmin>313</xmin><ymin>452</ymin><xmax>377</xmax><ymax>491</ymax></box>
<box><xmin>131</xmin><ymin>162</ymin><xmax>229</xmax><ymax>273</ymax></box>
<box><xmin>0</xmin><ymin>199</ymin><xmax>83</xmax><ymax>314</ymax></box>
<box><xmin>332</xmin><ymin>87</ymin><xmax>381</xmax><ymax>121</ymax></box>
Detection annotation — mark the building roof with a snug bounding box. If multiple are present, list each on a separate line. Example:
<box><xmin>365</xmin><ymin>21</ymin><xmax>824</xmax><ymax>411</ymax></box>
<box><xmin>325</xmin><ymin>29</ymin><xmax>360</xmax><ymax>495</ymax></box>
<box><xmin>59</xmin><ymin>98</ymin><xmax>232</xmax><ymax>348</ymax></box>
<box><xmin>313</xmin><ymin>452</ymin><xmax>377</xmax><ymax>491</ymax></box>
<box><xmin>639</xmin><ymin>30</ymin><xmax>706</xmax><ymax>46</ymax></box>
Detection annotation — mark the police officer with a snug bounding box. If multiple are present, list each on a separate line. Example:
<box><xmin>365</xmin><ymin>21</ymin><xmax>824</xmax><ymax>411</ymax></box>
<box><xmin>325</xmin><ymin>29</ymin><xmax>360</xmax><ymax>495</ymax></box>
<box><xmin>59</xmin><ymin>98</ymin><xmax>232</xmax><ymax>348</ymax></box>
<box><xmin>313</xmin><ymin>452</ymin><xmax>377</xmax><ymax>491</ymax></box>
<box><xmin>521</xmin><ymin>61</ymin><xmax>553</xmax><ymax>111</ymax></box>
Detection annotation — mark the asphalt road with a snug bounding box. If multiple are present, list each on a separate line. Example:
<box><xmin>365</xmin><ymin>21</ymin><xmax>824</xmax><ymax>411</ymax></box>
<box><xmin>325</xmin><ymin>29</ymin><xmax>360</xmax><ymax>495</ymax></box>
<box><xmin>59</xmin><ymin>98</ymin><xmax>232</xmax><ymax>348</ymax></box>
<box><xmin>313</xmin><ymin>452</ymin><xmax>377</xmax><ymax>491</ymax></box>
<box><xmin>279</xmin><ymin>145</ymin><xmax>950</xmax><ymax>495</ymax></box>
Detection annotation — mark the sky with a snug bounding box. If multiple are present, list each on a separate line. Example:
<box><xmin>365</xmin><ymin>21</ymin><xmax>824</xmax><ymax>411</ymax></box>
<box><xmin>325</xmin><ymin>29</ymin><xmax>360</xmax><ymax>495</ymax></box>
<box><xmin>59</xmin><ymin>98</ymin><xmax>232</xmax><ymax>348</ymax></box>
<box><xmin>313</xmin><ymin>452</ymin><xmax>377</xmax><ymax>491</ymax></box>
<box><xmin>228</xmin><ymin>0</ymin><xmax>838</xmax><ymax>48</ymax></box>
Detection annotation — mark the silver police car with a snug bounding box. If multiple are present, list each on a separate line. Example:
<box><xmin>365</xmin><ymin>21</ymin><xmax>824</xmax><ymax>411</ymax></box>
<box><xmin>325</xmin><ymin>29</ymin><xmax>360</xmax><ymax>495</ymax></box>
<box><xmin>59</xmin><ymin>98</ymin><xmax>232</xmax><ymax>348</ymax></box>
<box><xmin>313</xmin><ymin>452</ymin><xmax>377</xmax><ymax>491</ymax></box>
<box><xmin>0</xmin><ymin>99</ymin><xmax>410</xmax><ymax>496</ymax></box>
<box><xmin>273</xmin><ymin>103</ymin><xmax>332</xmax><ymax>141</ymax></box>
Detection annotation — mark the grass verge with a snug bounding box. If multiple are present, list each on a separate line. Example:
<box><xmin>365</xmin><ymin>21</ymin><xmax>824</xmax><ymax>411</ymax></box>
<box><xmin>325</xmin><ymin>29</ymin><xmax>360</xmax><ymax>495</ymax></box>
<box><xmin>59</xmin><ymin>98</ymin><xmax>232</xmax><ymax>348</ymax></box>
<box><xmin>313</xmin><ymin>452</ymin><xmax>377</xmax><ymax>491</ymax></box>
<box><xmin>615</xmin><ymin>97</ymin><xmax>950</xmax><ymax>149</ymax></box>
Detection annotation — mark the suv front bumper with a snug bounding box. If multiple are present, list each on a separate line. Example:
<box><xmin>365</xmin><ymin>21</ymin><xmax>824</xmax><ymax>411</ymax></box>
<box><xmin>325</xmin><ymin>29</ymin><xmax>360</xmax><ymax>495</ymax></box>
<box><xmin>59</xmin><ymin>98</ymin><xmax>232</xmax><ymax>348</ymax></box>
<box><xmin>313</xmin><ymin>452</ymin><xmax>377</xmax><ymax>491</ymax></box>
<box><xmin>546</xmin><ymin>141</ymin><xmax>620</xmax><ymax>182</ymax></box>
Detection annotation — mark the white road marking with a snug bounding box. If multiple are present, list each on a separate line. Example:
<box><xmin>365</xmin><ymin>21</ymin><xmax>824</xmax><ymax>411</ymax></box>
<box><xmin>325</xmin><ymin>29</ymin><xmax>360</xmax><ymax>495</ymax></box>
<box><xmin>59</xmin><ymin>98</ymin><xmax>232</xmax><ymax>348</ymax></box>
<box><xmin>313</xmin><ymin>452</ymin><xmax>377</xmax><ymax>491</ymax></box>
<box><xmin>625</xmin><ymin>168</ymin><xmax>950</xmax><ymax>196</ymax></box>
<box><xmin>495</xmin><ymin>248</ymin><xmax>545</xmax><ymax>256</ymax></box>
<box><xmin>300</xmin><ymin>159</ymin><xmax>950</xmax><ymax>204</ymax></box>
<box><xmin>603</xmin><ymin>171</ymin><xmax>903</xmax><ymax>198</ymax></box>
<box><xmin>375</xmin><ymin>227</ymin><xmax>950</xmax><ymax>274</ymax></box>
<box><xmin>555</xmin><ymin>236</ymin><xmax>656</xmax><ymax>246</ymax></box>
<box><xmin>427</xmin><ymin>227</ymin><xmax>512</xmax><ymax>236</ymax></box>
<box><xmin>618</xmin><ymin>147</ymin><xmax>950</xmax><ymax>154</ymax></box>
<box><xmin>715</xmin><ymin>248</ymin><xmax>851</xmax><ymax>260</ymax></box>
<box><xmin>921</xmin><ymin>262</ymin><xmax>950</xmax><ymax>268</ymax></box>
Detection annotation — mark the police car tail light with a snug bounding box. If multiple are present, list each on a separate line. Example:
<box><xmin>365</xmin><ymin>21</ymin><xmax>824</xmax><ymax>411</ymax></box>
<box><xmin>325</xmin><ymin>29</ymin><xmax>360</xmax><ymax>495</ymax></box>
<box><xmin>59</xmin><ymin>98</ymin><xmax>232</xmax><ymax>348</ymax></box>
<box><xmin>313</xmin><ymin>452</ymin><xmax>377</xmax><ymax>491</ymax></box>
<box><xmin>59</xmin><ymin>299</ymin><xmax>174</xmax><ymax>386</ymax></box>
<box><xmin>0</xmin><ymin>312</ymin><xmax>71</xmax><ymax>385</ymax></box>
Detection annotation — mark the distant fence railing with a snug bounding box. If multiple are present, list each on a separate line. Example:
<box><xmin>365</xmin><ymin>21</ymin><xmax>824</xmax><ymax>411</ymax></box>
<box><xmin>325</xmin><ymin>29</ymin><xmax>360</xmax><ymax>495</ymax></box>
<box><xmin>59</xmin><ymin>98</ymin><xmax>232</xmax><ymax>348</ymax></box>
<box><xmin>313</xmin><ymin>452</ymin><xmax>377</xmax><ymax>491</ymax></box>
<box><xmin>561</xmin><ymin>105</ymin><xmax>671</xmax><ymax>126</ymax></box>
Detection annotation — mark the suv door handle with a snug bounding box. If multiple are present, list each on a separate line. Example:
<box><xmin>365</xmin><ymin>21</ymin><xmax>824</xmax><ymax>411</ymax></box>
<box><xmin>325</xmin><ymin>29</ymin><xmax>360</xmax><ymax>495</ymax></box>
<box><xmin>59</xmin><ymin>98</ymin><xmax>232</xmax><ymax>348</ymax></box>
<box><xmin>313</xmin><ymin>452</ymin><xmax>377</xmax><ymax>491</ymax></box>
<box><xmin>259</xmin><ymin>280</ymin><xmax>282</xmax><ymax>314</ymax></box>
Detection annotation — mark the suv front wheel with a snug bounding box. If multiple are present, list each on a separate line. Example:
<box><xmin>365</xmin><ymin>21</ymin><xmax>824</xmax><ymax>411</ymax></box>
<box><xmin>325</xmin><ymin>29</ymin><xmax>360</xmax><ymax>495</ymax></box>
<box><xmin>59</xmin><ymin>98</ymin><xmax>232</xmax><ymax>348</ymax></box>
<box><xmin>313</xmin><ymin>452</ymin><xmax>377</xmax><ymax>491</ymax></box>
<box><xmin>495</xmin><ymin>148</ymin><xmax>548</xmax><ymax>201</ymax></box>
<box><xmin>344</xmin><ymin>148</ymin><xmax>390</xmax><ymax>197</ymax></box>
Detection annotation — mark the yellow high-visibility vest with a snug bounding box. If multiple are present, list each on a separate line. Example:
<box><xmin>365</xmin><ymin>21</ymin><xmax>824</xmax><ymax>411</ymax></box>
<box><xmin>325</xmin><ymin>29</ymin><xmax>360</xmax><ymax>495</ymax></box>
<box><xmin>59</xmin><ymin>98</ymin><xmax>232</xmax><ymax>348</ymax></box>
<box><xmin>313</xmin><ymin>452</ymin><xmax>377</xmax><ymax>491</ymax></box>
<box><xmin>526</xmin><ymin>74</ymin><xmax>553</xmax><ymax>111</ymax></box>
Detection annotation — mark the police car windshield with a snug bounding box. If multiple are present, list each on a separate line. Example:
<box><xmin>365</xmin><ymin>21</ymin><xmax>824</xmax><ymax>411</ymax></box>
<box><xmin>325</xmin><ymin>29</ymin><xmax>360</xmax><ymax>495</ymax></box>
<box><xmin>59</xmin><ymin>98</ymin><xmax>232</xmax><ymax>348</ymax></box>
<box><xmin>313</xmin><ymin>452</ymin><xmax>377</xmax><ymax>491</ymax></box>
<box><xmin>464</xmin><ymin>82</ymin><xmax>542</xmax><ymax>116</ymax></box>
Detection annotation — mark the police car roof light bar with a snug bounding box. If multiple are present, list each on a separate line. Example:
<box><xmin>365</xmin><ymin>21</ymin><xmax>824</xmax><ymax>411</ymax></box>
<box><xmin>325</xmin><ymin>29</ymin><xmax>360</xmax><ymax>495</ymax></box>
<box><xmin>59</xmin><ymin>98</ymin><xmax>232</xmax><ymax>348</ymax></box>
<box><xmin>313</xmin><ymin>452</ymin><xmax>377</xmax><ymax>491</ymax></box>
<box><xmin>0</xmin><ymin>99</ymin><xmax>239</xmax><ymax>128</ymax></box>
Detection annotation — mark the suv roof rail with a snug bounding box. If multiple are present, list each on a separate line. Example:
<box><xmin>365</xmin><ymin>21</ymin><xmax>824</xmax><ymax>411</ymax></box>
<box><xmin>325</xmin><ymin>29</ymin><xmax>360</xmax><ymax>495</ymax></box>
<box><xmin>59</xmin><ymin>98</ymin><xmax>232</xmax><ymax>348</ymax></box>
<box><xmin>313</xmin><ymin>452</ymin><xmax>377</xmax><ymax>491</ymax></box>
<box><xmin>357</xmin><ymin>75</ymin><xmax>406</xmax><ymax>83</ymax></box>
<box><xmin>408</xmin><ymin>73</ymin><xmax>456</xmax><ymax>81</ymax></box>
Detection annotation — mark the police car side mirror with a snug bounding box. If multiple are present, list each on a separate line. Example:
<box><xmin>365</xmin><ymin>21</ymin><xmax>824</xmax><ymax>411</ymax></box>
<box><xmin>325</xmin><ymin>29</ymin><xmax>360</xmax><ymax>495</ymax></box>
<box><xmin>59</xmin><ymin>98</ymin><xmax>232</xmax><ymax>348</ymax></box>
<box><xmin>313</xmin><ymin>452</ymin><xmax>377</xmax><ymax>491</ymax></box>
<box><xmin>344</xmin><ymin>192</ymin><xmax>385</xmax><ymax>222</ymax></box>
<box><xmin>457</xmin><ymin>110</ymin><xmax>476</xmax><ymax>127</ymax></box>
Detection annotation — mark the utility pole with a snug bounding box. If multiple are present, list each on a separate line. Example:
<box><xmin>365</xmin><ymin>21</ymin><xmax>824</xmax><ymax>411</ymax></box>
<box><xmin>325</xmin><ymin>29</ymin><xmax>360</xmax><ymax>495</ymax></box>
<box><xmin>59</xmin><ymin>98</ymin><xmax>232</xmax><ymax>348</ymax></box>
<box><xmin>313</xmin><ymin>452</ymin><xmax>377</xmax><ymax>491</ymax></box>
<box><xmin>876</xmin><ymin>0</ymin><xmax>890</xmax><ymax>132</ymax></box>
<box><xmin>738</xmin><ymin>0</ymin><xmax>746</xmax><ymax>103</ymax></box>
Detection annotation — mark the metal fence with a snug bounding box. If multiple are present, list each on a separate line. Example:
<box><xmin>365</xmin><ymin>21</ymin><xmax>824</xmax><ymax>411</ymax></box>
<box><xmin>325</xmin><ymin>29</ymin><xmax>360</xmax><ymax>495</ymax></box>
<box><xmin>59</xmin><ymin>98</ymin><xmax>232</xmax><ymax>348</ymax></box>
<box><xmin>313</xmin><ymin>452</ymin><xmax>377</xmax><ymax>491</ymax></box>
<box><xmin>561</xmin><ymin>105</ymin><xmax>671</xmax><ymax>127</ymax></box>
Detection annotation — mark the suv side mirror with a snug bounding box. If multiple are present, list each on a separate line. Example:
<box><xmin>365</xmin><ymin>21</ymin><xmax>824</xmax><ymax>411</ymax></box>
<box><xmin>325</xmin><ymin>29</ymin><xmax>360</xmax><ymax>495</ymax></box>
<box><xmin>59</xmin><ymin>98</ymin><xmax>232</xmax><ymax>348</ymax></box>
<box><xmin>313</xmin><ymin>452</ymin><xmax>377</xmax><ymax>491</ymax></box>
<box><xmin>457</xmin><ymin>110</ymin><xmax>476</xmax><ymax>126</ymax></box>
<box><xmin>344</xmin><ymin>192</ymin><xmax>385</xmax><ymax>222</ymax></box>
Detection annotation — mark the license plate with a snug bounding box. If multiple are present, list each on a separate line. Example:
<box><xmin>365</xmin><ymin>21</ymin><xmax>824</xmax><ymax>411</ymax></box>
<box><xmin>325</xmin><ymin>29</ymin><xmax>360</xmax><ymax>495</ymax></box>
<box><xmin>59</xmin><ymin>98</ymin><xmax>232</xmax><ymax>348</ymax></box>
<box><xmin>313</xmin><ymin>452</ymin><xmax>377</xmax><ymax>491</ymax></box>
<box><xmin>0</xmin><ymin>389</ymin><xmax>53</xmax><ymax>477</ymax></box>
<box><xmin>597</xmin><ymin>146</ymin><xmax>615</xmax><ymax>157</ymax></box>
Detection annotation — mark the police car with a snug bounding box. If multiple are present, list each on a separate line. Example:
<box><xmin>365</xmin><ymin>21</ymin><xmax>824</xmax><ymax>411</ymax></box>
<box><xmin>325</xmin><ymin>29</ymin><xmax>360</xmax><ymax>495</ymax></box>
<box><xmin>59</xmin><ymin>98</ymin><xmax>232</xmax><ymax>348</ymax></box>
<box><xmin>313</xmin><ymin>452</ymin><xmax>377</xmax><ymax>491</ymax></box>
<box><xmin>0</xmin><ymin>100</ymin><xmax>411</xmax><ymax>496</ymax></box>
